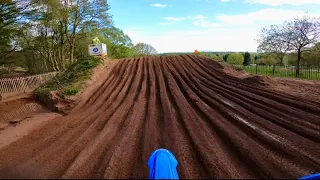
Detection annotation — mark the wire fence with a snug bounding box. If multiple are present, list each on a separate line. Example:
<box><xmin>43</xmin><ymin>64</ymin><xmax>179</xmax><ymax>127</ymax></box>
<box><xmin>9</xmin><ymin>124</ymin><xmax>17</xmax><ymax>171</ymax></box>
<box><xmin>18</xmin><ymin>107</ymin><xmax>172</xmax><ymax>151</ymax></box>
<box><xmin>0</xmin><ymin>102</ymin><xmax>44</xmax><ymax>123</ymax></box>
<box><xmin>0</xmin><ymin>72</ymin><xmax>58</xmax><ymax>94</ymax></box>
<box><xmin>233</xmin><ymin>65</ymin><xmax>320</xmax><ymax>80</ymax></box>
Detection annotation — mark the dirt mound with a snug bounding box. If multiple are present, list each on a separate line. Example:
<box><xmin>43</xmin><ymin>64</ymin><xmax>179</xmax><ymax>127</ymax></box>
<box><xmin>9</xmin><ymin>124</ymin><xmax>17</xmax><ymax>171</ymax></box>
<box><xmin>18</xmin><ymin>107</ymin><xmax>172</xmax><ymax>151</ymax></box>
<box><xmin>268</xmin><ymin>78</ymin><xmax>320</xmax><ymax>103</ymax></box>
<box><xmin>220</xmin><ymin>61</ymin><xmax>250</xmax><ymax>79</ymax></box>
<box><xmin>41</xmin><ymin>58</ymin><xmax>116</xmax><ymax>113</ymax></box>
<box><xmin>0</xmin><ymin>55</ymin><xmax>319</xmax><ymax>179</ymax></box>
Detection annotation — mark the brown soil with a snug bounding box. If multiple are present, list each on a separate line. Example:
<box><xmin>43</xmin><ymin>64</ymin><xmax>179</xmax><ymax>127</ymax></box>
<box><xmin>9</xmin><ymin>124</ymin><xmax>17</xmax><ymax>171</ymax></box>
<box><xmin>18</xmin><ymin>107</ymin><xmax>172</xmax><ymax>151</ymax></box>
<box><xmin>267</xmin><ymin>78</ymin><xmax>320</xmax><ymax>103</ymax></box>
<box><xmin>0</xmin><ymin>55</ymin><xmax>319</xmax><ymax>179</ymax></box>
<box><xmin>221</xmin><ymin>62</ymin><xmax>320</xmax><ymax>102</ymax></box>
<box><xmin>0</xmin><ymin>98</ymin><xmax>50</xmax><ymax>134</ymax></box>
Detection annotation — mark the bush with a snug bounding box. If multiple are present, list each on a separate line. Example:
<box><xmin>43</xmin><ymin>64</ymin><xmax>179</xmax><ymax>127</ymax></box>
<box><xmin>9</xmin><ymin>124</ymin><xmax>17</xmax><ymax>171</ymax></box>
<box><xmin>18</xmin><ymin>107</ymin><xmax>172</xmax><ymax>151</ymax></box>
<box><xmin>209</xmin><ymin>54</ymin><xmax>223</xmax><ymax>61</ymax></box>
<box><xmin>0</xmin><ymin>68</ymin><xmax>9</xmax><ymax>77</ymax></box>
<box><xmin>260</xmin><ymin>57</ymin><xmax>277</xmax><ymax>65</ymax></box>
<box><xmin>227</xmin><ymin>53</ymin><xmax>244</xmax><ymax>65</ymax></box>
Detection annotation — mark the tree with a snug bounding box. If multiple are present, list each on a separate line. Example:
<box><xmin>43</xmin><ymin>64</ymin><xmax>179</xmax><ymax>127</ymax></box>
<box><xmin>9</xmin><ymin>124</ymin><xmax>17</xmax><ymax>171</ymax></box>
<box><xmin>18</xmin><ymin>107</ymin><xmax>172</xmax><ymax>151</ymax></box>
<box><xmin>209</xmin><ymin>54</ymin><xmax>223</xmax><ymax>61</ymax></box>
<box><xmin>218</xmin><ymin>54</ymin><xmax>224</xmax><ymax>61</ymax></box>
<box><xmin>62</xmin><ymin>0</ymin><xmax>112</xmax><ymax>64</ymax></box>
<box><xmin>223</xmin><ymin>53</ymin><xmax>229</xmax><ymax>62</ymax></box>
<box><xmin>300</xmin><ymin>42</ymin><xmax>320</xmax><ymax>65</ymax></box>
<box><xmin>258</xmin><ymin>15</ymin><xmax>320</xmax><ymax>77</ymax></box>
<box><xmin>9</xmin><ymin>0</ymin><xmax>113</xmax><ymax>74</ymax></box>
<box><xmin>227</xmin><ymin>53</ymin><xmax>244</xmax><ymax>65</ymax></box>
<box><xmin>243</xmin><ymin>52</ymin><xmax>251</xmax><ymax>65</ymax></box>
<box><xmin>133</xmin><ymin>43</ymin><xmax>157</xmax><ymax>56</ymax></box>
<box><xmin>257</xmin><ymin>26</ymin><xmax>290</xmax><ymax>66</ymax></box>
<box><xmin>260</xmin><ymin>53</ymin><xmax>277</xmax><ymax>65</ymax></box>
<box><xmin>97</xmin><ymin>27</ymin><xmax>133</xmax><ymax>58</ymax></box>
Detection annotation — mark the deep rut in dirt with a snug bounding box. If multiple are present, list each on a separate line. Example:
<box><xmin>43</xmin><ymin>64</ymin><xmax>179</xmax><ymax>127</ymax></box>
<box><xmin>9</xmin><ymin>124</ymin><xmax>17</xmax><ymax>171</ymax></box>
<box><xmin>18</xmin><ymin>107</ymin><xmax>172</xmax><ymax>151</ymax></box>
<box><xmin>0</xmin><ymin>55</ymin><xmax>320</xmax><ymax>179</ymax></box>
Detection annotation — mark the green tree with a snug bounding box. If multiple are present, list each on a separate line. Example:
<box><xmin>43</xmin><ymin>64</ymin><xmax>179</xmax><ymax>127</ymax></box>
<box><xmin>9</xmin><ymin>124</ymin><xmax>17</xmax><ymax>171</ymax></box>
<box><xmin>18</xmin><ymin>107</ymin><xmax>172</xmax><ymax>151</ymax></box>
<box><xmin>227</xmin><ymin>53</ymin><xmax>244</xmax><ymax>65</ymax></box>
<box><xmin>133</xmin><ymin>43</ymin><xmax>157</xmax><ymax>56</ymax></box>
<box><xmin>243</xmin><ymin>52</ymin><xmax>251</xmax><ymax>65</ymax></box>
<box><xmin>223</xmin><ymin>53</ymin><xmax>229</xmax><ymax>62</ymax></box>
<box><xmin>260</xmin><ymin>53</ymin><xmax>277</xmax><ymax>65</ymax></box>
<box><xmin>62</xmin><ymin>0</ymin><xmax>112</xmax><ymax>64</ymax></box>
<box><xmin>100</xmin><ymin>27</ymin><xmax>133</xmax><ymax>58</ymax></box>
<box><xmin>10</xmin><ymin>0</ymin><xmax>113</xmax><ymax>74</ymax></box>
<box><xmin>0</xmin><ymin>1</ymin><xmax>21</xmax><ymax>65</ymax></box>
<box><xmin>209</xmin><ymin>54</ymin><xmax>222</xmax><ymax>61</ymax></box>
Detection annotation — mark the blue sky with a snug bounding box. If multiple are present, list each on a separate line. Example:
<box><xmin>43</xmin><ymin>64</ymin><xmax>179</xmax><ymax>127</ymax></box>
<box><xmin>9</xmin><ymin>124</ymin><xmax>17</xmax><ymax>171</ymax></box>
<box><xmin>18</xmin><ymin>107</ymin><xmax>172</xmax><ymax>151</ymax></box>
<box><xmin>108</xmin><ymin>0</ymin><xmax>320</xmax><ymax>53</ymax></box>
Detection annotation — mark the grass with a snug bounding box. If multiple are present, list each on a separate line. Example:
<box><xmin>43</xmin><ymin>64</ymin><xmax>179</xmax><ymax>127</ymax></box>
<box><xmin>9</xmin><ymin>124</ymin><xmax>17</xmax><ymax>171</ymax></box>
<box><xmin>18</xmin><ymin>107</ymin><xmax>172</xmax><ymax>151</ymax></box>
<box><xmin>34</xmin><ymin>56</ymin><xmax>103</xmax><ymax>103</ymax></box>
<box><xmin>234</xmin><ymin>65</ymin><xmax>320</xmax><ymax>80</ymax></box>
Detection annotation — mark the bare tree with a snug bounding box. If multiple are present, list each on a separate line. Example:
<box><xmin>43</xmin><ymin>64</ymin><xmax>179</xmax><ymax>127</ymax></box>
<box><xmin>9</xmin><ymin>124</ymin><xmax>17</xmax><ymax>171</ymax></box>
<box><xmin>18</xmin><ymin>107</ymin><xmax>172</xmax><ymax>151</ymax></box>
<box><xmin>257</xmin><ymin>25</ymin><xmax>290</xmax><ymax>65</ymax></box>
<box><xmin>257</xmin><ymin>15</ymin><xmax>320</xmax><ymax>77</ymax></box>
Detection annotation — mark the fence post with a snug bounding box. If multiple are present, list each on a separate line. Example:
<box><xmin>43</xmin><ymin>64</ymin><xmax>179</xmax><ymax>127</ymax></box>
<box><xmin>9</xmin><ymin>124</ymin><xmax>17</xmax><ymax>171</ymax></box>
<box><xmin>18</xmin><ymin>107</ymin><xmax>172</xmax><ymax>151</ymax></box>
<box><xmin>272</xmin><ymin>65</ymin><xmax>275</xmax><ymax>76</ymax></box>
<box><xmin>256</xmin><ymin>64</ymin><xmax>258</xmax><ymax>74</ymax></box>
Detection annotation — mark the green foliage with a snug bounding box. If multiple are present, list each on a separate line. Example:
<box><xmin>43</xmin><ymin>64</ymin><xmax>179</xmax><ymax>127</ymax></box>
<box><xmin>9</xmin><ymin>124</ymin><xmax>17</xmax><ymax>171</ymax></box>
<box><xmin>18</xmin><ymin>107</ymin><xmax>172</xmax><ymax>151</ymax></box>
<box><xmin>283</xmin><ymin>54</ymin><xmax>297</xmax><ymax>66</ymax></box>
<box><xmin>0</xmin><ymin>68</ymin><xmax>9</xmax><ymax>77</ymax></box>
<box><xmin>227</xmin><ymin>53</ymin><xmax>244</xmax><ymax>65</ymax></box>
<box><xmin>260</xmin><ymin>53</ymin><xmax>277</xmax><ymax>65</ymax></box>
<box><xmin>223</xmin><ymin>54</ymin><xmax>229</xmax><ymax>62</ymax></box>
<box><xmin>62</xmin><ymin>84</ymin><xmax>80</xmax><ymax>96</ymax></box>
<box><xmin>0</xmin><ymin>1</ymin><xmax>19</xmax><ymax>64</ymax></box>
<box><xmin>34</xmin><ymin>56</ymin><xmax>102</xmax><ymax>101</ymax></box>
<box><xmin>260</xmin><ymin>58</ymin><xmax>277</xmax><ymax>65</ymax></box>
<box><xmin>133</xmin><ymin>43</ymin><xmax>157</xmax><ymax>57</ymax></box>
<box><xmin>209</xmin><ymin>54</ymin><xmax>223</xmax><ymax>61</ymax></box>
<box><xmin>218</xmin><ymin>54</ymin><xmax>224</xmax><ymax>61</ymax></box>
<box><xmin>1</xmin><ymin>0</ymin><xmax>113</xmax><ymax>74</ymax></box>
<box><xmin>243</xmin><ymin>52</ymin><xmax>251</xmax><ymax>65</ymax></box>
<box><xmin>100</xmin><ymin>27</ymin><xmax>134</xmax><ymax>59</ymax></box>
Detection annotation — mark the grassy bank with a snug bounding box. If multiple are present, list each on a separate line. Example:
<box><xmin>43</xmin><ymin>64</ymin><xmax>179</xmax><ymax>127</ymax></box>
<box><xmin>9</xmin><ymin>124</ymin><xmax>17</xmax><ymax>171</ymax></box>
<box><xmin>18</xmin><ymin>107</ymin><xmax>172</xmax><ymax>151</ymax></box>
<box><xmin>34</xmin><ymin>56</ymin><xmax>103</xmax><ymax>108</ymax></box>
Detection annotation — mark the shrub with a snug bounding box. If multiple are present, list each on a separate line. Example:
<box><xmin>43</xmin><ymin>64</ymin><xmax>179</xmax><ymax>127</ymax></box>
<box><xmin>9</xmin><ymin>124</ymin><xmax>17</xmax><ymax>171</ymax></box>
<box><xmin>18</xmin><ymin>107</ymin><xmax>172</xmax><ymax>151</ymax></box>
<box><xmin>227</xmin><ymin>53</ymin><xmax>244</xmax><ymax>65</ymax></box>
<box><xmin>34</xmin><ymin>56</ymin><xmax>102</xmax><ymax>102</ymax></box>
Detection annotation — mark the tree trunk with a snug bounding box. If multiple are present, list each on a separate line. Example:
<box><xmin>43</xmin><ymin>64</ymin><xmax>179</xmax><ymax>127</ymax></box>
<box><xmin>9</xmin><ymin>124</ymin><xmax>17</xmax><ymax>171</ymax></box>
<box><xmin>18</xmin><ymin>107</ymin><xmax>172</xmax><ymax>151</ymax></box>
<box><xmin>272</xmin><ymin>64</ymin><xmax>275</xmax><ymax>75</ymax></box>
<box><xmin>296</xmin><ymin>49</ymin><xmax>301</xmax><ymax>77</ymax></box>
<box><xmin>69</xmin><ymin>38</ymin><xmax>75</xmax><ymax>65</ymax></box>
<box><xmin>279</xmin><ymin>55</ymin><xmax>284</xmax><ymax>66</ymax></box>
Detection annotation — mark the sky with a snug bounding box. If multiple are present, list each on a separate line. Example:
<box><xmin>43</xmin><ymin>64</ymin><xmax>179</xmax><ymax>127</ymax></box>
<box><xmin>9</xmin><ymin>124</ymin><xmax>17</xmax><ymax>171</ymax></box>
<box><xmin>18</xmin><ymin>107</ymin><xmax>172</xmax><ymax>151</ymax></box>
<box><xmin>108</xmin><ymin>0</ymin><xmax>320</xmax><ymax>53</ymax></box>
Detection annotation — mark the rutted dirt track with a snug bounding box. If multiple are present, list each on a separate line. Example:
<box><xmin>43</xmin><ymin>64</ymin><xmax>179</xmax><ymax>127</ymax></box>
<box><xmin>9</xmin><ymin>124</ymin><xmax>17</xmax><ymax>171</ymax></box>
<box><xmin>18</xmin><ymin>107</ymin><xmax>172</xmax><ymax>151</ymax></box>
<box><xmin>1</xmin><ymin>55</ymin><xmax>320</xmax><ymax>179</ymax></box>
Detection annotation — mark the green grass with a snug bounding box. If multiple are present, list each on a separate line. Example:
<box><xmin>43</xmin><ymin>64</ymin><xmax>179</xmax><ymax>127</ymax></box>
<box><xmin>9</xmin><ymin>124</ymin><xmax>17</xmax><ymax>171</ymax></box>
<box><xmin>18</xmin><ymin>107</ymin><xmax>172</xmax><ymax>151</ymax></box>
<box><xmin>34</xmin><ymin>56</ymin><xmax>103</xmax><ymax>104</ymax></box>
<box><xmin>234</xmin><ymin>65</ymin><xmax>320</xmax><ymax>80</ymax></box>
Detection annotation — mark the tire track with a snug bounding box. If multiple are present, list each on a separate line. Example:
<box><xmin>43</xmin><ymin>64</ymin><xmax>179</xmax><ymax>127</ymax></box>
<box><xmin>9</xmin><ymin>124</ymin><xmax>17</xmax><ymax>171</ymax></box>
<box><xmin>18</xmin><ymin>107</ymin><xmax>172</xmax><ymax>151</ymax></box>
<box><xmin>0</xmin><ymin>55</ymin><xmax>319</xmax><ymax>179</ymax></box>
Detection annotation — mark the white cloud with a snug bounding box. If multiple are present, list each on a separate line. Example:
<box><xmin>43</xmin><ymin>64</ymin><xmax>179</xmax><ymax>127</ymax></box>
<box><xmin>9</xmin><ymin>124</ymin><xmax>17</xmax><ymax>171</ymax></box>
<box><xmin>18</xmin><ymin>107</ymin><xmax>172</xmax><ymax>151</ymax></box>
<box><xmin>159</xmin><ymin>17</ymin><xmax>186</xmax><ymax>26</ymax></box>
<box><xmin>151</xmin><ymin>3</ymin><xmax>167</xmax><ymax>7</ymax></box>
<box><xmin>244</xmin><ymin>0</ymin><xmax>320</xmax><ymax>6</ymax></box>
<box><xmin>124</xmin><ymin>28</ymin><xmax>259</xmax><ymax>53</ymax></box>
<box><xmin>216</xmin><ymin>9</ymin><xmax>319</xmax><ymax>25</ymax></box>
<box><xmin>192</xmin><ymin>15</ymin><xmax>221</xmax><ymax>28</ymax></box>
<box><xmin>193</xmin><ymin>15</ymin><xmax>206</xmax><ymax>20</ymax></box>
<box><xmin>165</xmin><ymin>17</ymin><xmax>186</xmax><ymax>21</ymax></box>
<box><xmin>125</xmin><ymin>9</ymin><xmax>320</xmax><ymax>53</ymax></box>
<box><xmin>221</xmin><ymin>0</ymin><xmax>230</xmax><ymax>2</ymax></box>
<box><xmin>160</xmin><ymin>22</ymin><xmax>175</xmax><ymax>26</ymax></box>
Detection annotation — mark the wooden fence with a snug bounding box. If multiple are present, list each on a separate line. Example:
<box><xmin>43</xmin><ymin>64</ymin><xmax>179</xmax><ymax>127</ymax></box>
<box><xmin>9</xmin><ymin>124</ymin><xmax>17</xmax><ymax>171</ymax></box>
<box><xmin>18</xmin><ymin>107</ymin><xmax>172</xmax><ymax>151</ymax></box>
<box><xmin>0</xmin><ymin>72</ymin><xmax>58</xmax><ymax>94</ymax></box>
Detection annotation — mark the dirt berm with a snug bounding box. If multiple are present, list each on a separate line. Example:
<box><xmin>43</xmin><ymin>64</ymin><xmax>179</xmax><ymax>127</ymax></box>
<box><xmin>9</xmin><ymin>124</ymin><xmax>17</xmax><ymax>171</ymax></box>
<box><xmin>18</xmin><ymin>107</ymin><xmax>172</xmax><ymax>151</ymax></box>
<box><xmin>0</xmin><ymin>55</ymin><xmax>319</xmax><ymax>179</ymax></box>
